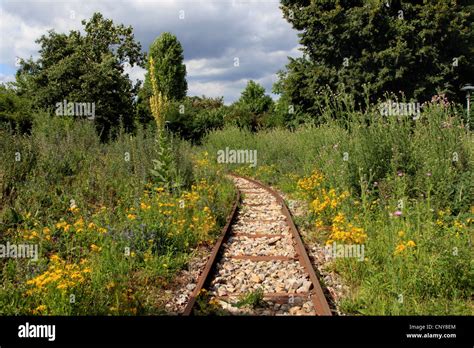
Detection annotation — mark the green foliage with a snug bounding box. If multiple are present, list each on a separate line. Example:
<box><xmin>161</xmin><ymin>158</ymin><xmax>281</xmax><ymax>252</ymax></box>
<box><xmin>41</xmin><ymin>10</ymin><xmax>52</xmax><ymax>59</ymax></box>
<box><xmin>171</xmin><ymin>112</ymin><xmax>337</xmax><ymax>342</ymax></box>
<box><xmin>14</xmin><ymin>13</ymin><xmax>145</xmax><ymax>140</ymax></box>
<box><xmin>164</xmin><ymin>96</ymin><xmax>225</xmax><ymax>143</ymax></box>
<box><xmin>137</xmin><ymin>32</ymin><xmax>188</xmax><ymax>124</ymax></box>
<box><xmin>277</xmin><ymin>0</ymin><xmax>474</xmax><ymax>116</ymax></box>
<box><xmin>227</xmin><ymin>80</ymin><xmax>274</xmax><ymax>131</ymax></box>
<box><xmin>236</xmin><ymin>80</ymin><xmax>273</xmax><ymax>115</ymax></box>
<box><xmin>149</xmin><ymin>132</ymin><xmax>176</xmax><ymax>188</ymax></box>
<box><xmin>270</xmin><ymin>91</ymin><xmax>312</xmax><ymax>129</ymax></box>
<box><xmin>146</xmin><ymin>32</ymin><xmax>187</xmax><ymax>101</ymax></box>
<box><xmin>0</xmin><ymin>85</ymin><xmax>33</xmax><ymax>133</ymax></box>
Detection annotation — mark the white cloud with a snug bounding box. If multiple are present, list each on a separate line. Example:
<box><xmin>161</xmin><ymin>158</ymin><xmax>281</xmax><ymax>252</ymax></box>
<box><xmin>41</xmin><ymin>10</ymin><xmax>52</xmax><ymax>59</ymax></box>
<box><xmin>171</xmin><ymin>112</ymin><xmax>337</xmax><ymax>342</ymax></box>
<box><xmin>0</xmin><ymin>11</ymin><xmax>42</xmax><ymax>65</ymax></box>
<box><xmin>124</xmin><ymin>63</ymin><xmax>146</xmax><ymax>84</ymax></box>
<box><xmin>188</xmin><ymin>79</ymin><xmax>247</xmax><ymax>104</ymax></box>
<box><xmin>0</xmin><ymin>73</ymin><xmax>15</xmax><ymax>84</ymax></box>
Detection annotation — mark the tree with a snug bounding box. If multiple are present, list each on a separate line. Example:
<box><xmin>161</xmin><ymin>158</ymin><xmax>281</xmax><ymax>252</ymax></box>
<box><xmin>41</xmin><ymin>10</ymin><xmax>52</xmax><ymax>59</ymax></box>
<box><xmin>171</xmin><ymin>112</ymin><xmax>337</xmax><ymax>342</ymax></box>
<box><xmin>147</xmin><ymin>32</ymin><xmax>187</xmax><ymax>101</ymax></box>
<box><xmin>137</xmin><ymin>33</ymin><xmax>187</xmax><ymax>125</ymax></box>
<box><xmin>164</xmin><ymin>96</ymin><xmax>225</xmax><ymax>143</ymax></box>
<box><xmin>277</xmin><ymin>0</ymin><xmax>474</xmax><ymax>115</ymax></box>
<box><xmin>0</xmin><ymin>84</ymin><xmax>33</xmax><ymax>133</ymax></box>
<box><xmin>15</xmin><ymin>13</ymin><xmax>145</xmax><ymax>140</ymax></box>
<box><xmin>236</xmin><ymin>80</ymin><xmax>273</xmax><ymax>115</ymax></box>
<box><xmin>227</xmin><ymin>80</ymin><xmax>274</xmax><ymax>131</ymax></box>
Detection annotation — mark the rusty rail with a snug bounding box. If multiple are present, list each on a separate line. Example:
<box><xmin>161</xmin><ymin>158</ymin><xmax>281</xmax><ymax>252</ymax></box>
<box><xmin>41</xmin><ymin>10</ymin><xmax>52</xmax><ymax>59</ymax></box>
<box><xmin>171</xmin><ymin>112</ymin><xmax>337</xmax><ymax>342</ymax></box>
<box><xmin>182</xmin><ymin>185</ymin><xmax>241</xmax><ymax>316</ymax></box>
<box><xmin>183</xmin><ymin>174</ymin><xmax>332</xmax><ymax>316</ymax></box>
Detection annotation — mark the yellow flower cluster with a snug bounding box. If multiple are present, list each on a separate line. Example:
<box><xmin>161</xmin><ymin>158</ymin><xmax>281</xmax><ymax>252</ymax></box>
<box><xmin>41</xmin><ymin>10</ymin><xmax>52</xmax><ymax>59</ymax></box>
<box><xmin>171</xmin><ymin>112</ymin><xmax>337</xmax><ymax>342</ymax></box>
<box><xmin>196</xmin><ymin>206</ymin><xmax>216</xmax><ymax>240</ymax></box>
<box><xmin>55</xmin><ymin>217</ymin><xmax>107</xmax><ymax>235</ymax></box>
<box><xmin>90</xmin><ymin>244</ymin><xmax>102</xmax><ymax>252</ymax></box>
<box><xmin>19</xmin><ymin>226</ymin><xmax>53</xmax><ymax>242</ymax></box>
<box><xmin>435</xmin><ymin>206</ymin><xmax>471</xmax><ymax>233</ymax></box>
<box><xmin>55</xmin><ymin>220</ymin><xmax>71</xmax><ymax>232</ymax></box>
<box><xmin>131</xmin><ymin>179</ymin><xmax>219</xmax><ymax>246</ymax></box>
<box><xmin>298</xmin><ymin>171</ymin><xmax>350</xmax><ymax>225</ymax></box>
<box><xmin>311</xmin><ymin>188</ymin><xmax>349</xmax><ymax>214</ymax></box>
<box><xmin>297</xmin><ymin>170</ymin><xmax>324</xmax><ymax>198</ymax></box>
<box><xmin>68</xmin><ymin>206</ymin><xmax>80</xmax><ymax>213</ymax></box>
<box><xmin>327</xmin><ymin>212</ymin><xmax>367</xmax><ymax>245</ymax></box>
<box><xmin>194</xmin><ymin>151</ymin><xmax>211</xmax><ymax>168</ymax></box>
<box><xmin>394</xmin><ymin>236</ymin><xmax>417</xmax><ymax>255</ymax></box>
<box><xmin>23</xmin><ymin>229</ymin><xmax>39</xmax><ymax>240</ymax></box>
<box><xmin>181</xmin><ymin>191</ymin><xmax>200</xmax><ymax>204</ymax></box>
<box><xmin>298</xmin><ymin>171</ymin><xmax>366</xmax><ymax>246</ymax></box>
<box><xmin>26</xmin><ymin>255</ymin><xmax>91</xmax><ymax>295</ymax></box>
<box><xmin>255</xmin><ymin>164</ymin><xmax>276</xmax><ymax>177</ymax></box>
<box><xmin>140</xmin><ymin>202</ymin><xmax>151</xmax><ymax>210</ymax></box>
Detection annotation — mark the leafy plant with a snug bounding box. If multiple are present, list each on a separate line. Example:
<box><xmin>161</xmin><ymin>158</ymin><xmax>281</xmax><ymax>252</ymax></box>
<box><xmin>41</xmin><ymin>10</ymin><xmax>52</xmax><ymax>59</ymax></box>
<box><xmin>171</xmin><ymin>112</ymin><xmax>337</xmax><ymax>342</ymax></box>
<box><xmin>233</xmin><ymin>288</ymin><xmax>266</xmax><ymax>309</ymax></box>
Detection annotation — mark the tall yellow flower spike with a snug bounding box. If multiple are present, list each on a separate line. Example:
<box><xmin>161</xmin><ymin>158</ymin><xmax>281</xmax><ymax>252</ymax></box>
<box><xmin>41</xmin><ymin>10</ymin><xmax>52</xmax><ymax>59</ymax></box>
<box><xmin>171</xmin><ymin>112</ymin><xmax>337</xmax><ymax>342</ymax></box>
<box><xmin>149</xmin><ymin>56</ymin><xmax>168</xmax><ymax>131</ymax></box>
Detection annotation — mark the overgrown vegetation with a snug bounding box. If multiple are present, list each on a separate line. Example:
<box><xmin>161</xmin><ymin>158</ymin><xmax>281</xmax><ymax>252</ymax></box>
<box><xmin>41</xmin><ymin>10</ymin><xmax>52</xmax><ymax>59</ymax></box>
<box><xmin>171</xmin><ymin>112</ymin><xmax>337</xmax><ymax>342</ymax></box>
<box><xmin>0</xmin><ymin>113</ymin><xmax>235</xmax><ymax>315</ymax></box>
<box><xmin>200</xmin><ymin>97</ymin><xmax>473</xmax><ymax>315</ymax></box>
<box><xmin>1</xmin><ymin>1</ymin><xmax>472</xmax><ymax>316</ymax></box>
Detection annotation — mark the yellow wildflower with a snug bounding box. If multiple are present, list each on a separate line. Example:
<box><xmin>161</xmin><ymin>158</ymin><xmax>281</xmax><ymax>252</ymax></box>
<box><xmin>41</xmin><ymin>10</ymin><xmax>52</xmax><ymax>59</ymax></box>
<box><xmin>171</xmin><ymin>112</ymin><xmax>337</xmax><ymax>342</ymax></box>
<box><xmin>394</xmin><ymin>243</ymin><xmax>406</xmax><ymax>255</ymax></box>
<box><xmin>56</xmin><ymin>221</ymin><xmax>67</xmax><ymax>229</ymax></box>
<box><xmin>140</xmin><ymin>202</ymin><xmax>151</xmax><ymax>210</ymax></box>
<box><xmin>68</xmin><ymin>206</ymin><xmax>79</xmax><ymax>213</ymax></box>
<box><xmin>90</xmin><ymin>244</ymin><xmax>102</xmax><ymax>252</ymax></box>
<box><xmin>32</xmin><ymin>304</ymin><xmax>47</xmax><ymax>314</ymax></box>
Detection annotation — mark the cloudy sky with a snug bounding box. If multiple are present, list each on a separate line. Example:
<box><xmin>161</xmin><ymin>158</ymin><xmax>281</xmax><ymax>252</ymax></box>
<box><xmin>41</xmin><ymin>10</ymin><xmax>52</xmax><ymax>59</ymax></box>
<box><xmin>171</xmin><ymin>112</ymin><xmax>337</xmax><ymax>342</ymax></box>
<box><xmin>0</xmin><ymin>0</ymin><xmax>302</xmax><ymax>103</ymax></box>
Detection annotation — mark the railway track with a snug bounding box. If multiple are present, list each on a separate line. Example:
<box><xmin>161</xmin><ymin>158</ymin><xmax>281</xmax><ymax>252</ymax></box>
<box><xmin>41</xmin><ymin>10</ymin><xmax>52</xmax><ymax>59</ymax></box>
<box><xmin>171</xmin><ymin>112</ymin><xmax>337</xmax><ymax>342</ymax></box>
<box><xmin>183</xmin><ymin>174</ymin><xmax>332</xmax><ymax>316</ymax></box>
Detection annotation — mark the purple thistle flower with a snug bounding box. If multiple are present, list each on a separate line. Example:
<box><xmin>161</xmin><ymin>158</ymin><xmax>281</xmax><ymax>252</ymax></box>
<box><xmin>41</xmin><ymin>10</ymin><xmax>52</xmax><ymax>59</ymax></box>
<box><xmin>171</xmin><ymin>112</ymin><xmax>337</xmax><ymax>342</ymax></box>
<box><xmin>393</xmin><ymin>210</ymin><xmax>402</xmax><ymax>217</ymax></box>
